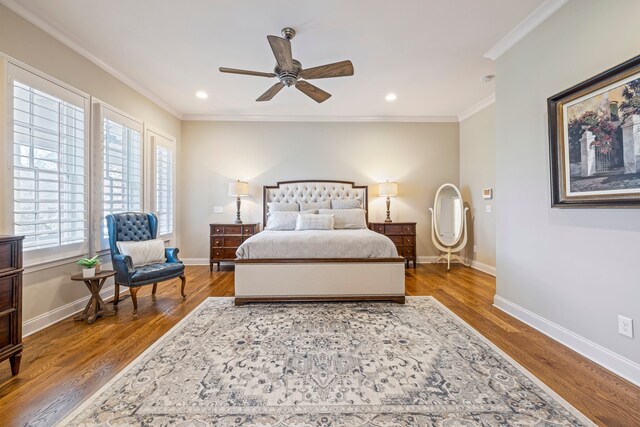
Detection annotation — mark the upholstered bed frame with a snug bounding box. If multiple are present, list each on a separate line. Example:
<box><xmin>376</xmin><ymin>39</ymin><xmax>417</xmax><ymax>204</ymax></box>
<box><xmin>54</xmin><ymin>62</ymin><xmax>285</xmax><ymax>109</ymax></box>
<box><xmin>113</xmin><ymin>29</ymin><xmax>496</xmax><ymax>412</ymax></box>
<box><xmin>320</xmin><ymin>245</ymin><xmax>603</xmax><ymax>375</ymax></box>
<box><xmin>234</xmin><ymin>180</ymin><xmax>406</xmax><ymax>305</ymax></box>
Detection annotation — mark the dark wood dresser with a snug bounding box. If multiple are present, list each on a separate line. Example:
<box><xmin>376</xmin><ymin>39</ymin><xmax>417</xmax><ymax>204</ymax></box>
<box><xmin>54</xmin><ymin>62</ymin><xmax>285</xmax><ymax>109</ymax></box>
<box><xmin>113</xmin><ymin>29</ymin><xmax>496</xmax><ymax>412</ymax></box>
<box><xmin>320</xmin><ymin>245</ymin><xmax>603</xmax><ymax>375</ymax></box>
<box><xmin>210</xmin><ymin>223</ymin><xmax>259</xmax><ymax>271</ymax></box>
<box><xmin>0</xmin><ymin>235</ymin><xmax>24</xmax><ymax>375</ymax></box>
<box><xmin>369</xmin><ymin>222</ymin><xmax>417</xmax><ymax>268</ymax></box>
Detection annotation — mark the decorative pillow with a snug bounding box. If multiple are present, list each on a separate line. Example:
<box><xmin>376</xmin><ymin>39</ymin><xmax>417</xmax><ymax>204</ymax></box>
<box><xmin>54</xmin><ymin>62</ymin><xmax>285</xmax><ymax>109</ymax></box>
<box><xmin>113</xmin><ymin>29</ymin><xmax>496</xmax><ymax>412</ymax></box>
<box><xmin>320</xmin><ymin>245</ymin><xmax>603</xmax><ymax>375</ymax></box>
<box><xmin>295</xmin><ymin>213</ymin><xmax>334</xmax><ymax>231</ymax></box>
<box><xmin>319</xmin><ymin>209</ymin><xmax>367</xmax><ymax>229</ymax></box>
<box><xmin>266</xmin><ymin>210</ymin><xmax>315</xmax><ymax>231</ymax></box>
<box><xmin>299</xmin><ymin>200</ymin><xmax>331</xmax><ymax>211</ymax></box>
<box><xmin>267</xmin><ymin>202</ymin><xmax>299</xmax><ymax>214</ymax></box>
<box><xmin>116</xmin><ymin>239</ymin><xmax>166</xmax><ymax>267</ymax></box>
<box><xmin>331</xmin><ymin>199</ymin><xmax>362</xmax><ymax>209</ymax></box>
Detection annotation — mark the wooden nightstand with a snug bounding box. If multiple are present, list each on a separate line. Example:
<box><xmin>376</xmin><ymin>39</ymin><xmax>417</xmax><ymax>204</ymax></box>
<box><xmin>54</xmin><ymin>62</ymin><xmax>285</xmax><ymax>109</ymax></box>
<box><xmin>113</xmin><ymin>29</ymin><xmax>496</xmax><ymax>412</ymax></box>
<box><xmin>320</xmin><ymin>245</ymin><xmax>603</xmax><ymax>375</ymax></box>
<box><xmin>210</xmin><ymin>223</ymin><xmax>259</xmax><ymax>271</ymax></box>
<box><xmin>369</xmin><ymin>222</ymin><xmax>417</xmax><ymax>268</ymax></box>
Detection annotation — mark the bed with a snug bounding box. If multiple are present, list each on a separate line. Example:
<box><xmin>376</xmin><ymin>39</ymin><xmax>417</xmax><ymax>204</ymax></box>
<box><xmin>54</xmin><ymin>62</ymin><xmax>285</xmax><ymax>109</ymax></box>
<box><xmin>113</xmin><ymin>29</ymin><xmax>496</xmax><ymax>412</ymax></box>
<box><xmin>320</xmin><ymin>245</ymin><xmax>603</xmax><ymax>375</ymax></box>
<box><xmin>234</xmin><ymin>180</ymin><xmax>406</xmax><ymax>305</ymax></box>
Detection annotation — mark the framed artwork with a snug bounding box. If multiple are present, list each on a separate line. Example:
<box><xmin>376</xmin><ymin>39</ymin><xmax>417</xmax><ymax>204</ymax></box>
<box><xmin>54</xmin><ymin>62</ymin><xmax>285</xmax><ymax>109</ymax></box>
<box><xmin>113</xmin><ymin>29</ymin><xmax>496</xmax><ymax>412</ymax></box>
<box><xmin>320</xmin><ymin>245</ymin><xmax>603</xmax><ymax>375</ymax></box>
<box><xmin>548</xmin><ymin>54</ymin><xmax>640</xmax><ymax>207</ymax></box>
<box><xmin>482</xmin><ymin>188</ymin><xmax>493</xmax><ymax>200</ymax></box>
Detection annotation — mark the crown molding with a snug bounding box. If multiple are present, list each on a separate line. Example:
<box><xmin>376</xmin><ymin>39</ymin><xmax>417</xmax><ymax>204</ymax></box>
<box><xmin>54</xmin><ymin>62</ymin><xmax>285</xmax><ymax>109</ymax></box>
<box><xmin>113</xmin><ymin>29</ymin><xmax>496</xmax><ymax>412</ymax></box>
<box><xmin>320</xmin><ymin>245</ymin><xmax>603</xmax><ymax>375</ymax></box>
<box><xmin>0</xmin><ymin>0</ymin><xmax>183</xmax><ymax>119</ymax></box>
<box><xmin>182</xmin><ymin>114</ymin><xmax>460</xmax><ymax>123</ymax></box>
<box><xmin>484</xmin><ymin>0</ymin><xmax>569</xmax><ymax>61</ymax></box>
<box><xmin>457</xmin><ymin>94</ymin><xmax>496</xmax><ymax>122</ymax></box>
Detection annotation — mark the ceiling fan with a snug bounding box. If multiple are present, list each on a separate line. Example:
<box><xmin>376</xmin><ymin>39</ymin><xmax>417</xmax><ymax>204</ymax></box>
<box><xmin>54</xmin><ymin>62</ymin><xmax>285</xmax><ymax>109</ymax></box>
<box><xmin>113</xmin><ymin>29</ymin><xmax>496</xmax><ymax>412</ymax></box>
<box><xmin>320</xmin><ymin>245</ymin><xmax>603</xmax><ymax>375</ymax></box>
<box><xmin>219</xmin><ymin>27</ymin><xmax>354</xmax><ymax>103</ymax></box>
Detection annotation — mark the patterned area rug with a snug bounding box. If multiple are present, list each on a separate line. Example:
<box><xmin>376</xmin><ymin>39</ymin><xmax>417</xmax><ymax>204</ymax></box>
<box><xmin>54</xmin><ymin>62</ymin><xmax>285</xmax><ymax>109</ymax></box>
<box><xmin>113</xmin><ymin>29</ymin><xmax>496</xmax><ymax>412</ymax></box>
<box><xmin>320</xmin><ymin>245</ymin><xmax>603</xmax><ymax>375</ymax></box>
<box><xmin>61</xmin><ymin>297</ymin><xmax>593</xmax><ymax>426</ymax></box>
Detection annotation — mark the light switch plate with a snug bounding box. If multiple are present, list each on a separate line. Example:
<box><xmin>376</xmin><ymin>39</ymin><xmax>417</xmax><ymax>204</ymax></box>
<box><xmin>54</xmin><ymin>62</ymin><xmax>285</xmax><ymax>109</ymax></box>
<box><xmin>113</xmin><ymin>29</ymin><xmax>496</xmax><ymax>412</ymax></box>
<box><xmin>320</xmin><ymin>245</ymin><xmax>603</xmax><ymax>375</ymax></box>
<box><xmin>213</xmin><ymin>206</ymin><xmax>223</xmax><ymax>214</ymax></box>
<box><xmin>485</xmin><ymin>204</ymin><xmax>492</xmax><ymax>213</ymax></box>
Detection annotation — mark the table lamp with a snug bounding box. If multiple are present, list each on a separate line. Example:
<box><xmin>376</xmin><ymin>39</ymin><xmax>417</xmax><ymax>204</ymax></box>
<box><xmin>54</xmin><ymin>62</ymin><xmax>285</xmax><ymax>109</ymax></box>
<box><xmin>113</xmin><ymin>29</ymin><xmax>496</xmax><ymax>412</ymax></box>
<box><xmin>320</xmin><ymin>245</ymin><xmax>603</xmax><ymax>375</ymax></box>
<box><xmin>228</xmin><ymin>180</ymin><xmax>249</xmax><ymax>224</ymax></box>
<box><xmin>378</xmin><ymin>181</ymin><xmax>398</xmax><ymax>223</ymax></box>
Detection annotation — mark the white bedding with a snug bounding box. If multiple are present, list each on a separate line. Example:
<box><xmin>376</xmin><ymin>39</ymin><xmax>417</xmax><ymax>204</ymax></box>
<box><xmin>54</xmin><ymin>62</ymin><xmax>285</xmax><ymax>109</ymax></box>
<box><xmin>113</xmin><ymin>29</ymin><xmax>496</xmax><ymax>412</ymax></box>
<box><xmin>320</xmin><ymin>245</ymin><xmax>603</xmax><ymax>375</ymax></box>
<box><xmin>236</xmin><ymin>229</ymin><xmax>400</xmax><ymax>259</ymax></box>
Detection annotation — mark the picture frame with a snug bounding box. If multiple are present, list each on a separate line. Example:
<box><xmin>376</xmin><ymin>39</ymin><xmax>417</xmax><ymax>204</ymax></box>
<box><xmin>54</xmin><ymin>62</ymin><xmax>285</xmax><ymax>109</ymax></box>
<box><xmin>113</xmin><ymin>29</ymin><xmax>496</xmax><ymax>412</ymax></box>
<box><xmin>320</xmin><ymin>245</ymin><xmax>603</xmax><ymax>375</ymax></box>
<box><xmin>482</xmin><ymin>188</ymin><xmax>493</xmax><ymax>200</ymax></box>
<box><xmin>548</xmin><ymin>54</ymin><xmax>640</xmax><ymax>207</ymax></box>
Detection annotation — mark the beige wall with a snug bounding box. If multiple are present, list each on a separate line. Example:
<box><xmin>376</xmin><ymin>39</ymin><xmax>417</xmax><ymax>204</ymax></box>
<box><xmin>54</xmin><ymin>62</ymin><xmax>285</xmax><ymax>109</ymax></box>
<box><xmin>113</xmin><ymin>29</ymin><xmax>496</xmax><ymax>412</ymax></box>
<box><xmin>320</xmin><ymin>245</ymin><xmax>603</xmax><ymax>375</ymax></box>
<box><xmin>460</xmin><ymin>104</ymin><xmax>496</xmax><ymax>271</ymax></box>
<box><xmin>496</xmin><ymin>0</ymin><xmax>640</xmax><ymax>370</ymax></box>
<box><xmin>0</xmin><ymin>5</ymin><xmax>181</xmax><ymax>326</ymax></box>
<box><xmin>180</xmin><ymin>121</ymin><xmax>459</xmax><ymax>261</ymax></box>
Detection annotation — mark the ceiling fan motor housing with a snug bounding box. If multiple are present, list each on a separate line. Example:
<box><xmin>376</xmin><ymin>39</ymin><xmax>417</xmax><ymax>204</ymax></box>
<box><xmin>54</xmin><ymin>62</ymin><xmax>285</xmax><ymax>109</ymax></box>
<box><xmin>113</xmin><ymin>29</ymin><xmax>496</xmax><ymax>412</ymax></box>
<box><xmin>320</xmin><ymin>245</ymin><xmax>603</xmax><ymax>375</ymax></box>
<box><xmin>275</xmin><ymin>59</ymin><xmax>302</xmax><ymax>87</ymax></box>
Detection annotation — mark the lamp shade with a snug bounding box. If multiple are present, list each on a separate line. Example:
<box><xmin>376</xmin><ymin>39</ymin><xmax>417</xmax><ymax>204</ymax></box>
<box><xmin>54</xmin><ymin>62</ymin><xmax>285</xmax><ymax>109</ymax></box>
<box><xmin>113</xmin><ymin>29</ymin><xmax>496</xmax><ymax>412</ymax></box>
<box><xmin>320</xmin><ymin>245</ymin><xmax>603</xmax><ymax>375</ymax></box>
<box><xmin>378</xmin><ymin>181</ymin><xmax>398</xmax><ymax>197</ymax></box>
<box><xmin>228</xmin><ymin>181</ymin><xmax>249</xmax><ymax>197</ymax></box>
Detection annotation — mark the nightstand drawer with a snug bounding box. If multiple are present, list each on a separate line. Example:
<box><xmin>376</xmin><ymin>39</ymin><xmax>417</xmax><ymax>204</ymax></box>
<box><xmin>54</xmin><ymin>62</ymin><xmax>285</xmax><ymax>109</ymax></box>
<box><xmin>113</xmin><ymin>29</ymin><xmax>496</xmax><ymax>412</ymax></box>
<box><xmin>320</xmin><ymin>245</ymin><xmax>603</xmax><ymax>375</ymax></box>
<box><xmin>212</xmin><ymin>236</ymin><xmax>242</xmax><ymax>247</ymax></box>
<box><xmin>384</xmin><ymin>225</ymin><xmax>405</xmax><ymax>235</ymax></box>
<box><xmin>388</xmin><ymin>235</ymin><xmax>403</xmax><ymax>245</ymax></box>
<box><xmin>372</xmin><ymin>224</ymin><xmax>385</xmax><ymax>233</ymax></box>
<box><xmin>402</xmin><ymin>247</ymin><xmax>415</xmax><ymax>257</ymax></box>
<box><xmin>211</xmin><ymin>248</ymin><xmax>238</xmax><ymax>259</ymax></box>
<box><xmin>242</xmin><ymin>226</ymin><xmax>255</xmax><ymax>236</ymax></box>
<box><xmin>403</xmin><ymin>236</ymin><xmax>414</xmax><ymax>246</ymax></box>
<box><xmin>0</xmin><ymin>275</ymin><xmax>17</xmax><ymax>313</ymax></box>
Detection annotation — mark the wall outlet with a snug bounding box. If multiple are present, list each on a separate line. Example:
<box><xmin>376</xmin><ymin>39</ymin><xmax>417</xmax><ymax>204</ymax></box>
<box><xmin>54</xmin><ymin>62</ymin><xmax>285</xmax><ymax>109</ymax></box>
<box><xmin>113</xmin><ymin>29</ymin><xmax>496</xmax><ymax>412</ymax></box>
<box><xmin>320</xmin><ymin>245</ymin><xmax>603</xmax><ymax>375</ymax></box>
<box><xmin>213</xmin><ymin>206</ymin><xmax>223</xmax><ymax>214</ymax></box>
<box><xmin>485</xmin><ymin>204</ymin><xmax>492</xmax><ymax>213</ymax></box>
<box><xmin>618</xmin><ymin>315</ymin><xmax>633</xmax><ymax>338</ymax></box>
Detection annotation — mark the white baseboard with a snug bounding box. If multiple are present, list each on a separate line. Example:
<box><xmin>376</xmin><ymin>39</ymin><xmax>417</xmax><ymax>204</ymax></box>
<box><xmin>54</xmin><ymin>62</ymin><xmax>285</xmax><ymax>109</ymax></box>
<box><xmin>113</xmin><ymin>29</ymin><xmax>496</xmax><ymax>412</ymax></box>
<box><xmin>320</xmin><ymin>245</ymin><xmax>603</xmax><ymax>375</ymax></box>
<box><xmin>494</xmin><ymin>295</ymin><xmax>640</xmax><ymax>387</ymax></box>
<box><xmin>22</xmin><ymin>286</ymin><xmax>128</xmax><ymax>337</ymax></box>
<box><xmin>417</xmin><ymin>256</ymin><xmax>496</xmax><ymax>276</ymax></box>
<box><xmin>469</xmin><ymin>260</ymin><xmax>496</xmax><ymax>276</ymax></box>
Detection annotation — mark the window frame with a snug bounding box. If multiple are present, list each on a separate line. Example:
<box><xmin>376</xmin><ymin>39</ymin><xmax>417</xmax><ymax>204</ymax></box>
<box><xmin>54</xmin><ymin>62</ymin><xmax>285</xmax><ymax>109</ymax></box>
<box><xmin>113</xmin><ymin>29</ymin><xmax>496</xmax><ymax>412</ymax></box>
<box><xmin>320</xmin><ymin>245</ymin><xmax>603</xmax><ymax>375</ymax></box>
<box><xmin>5</xmin><ymin>62</ymin><xmax>91</xmax><ymax>266</ymax></box>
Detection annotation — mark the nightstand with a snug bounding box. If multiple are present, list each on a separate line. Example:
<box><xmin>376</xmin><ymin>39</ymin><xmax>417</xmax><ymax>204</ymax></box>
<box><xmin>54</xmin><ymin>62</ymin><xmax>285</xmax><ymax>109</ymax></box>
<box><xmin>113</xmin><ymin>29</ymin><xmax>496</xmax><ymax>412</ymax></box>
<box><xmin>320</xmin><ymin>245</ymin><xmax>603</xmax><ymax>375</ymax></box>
<box><xmin>210</xmin><ymin>223</ymin><xmax>259</xmax><ymax>271</ymax></box>
<box><xmin>369</xmin><ymin>222</ymin><xmax>417</xmax><ymax>268</ymax></box>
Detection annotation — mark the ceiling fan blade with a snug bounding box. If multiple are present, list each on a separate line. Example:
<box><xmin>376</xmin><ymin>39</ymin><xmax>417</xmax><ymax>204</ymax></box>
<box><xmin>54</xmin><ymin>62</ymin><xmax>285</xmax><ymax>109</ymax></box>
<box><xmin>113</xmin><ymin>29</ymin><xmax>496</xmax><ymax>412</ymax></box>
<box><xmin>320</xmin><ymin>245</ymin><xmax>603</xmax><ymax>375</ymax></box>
<box><xmin>267</xmin><ymin>35</ymin><xmax>294</xmax><ymax>70</ymax></box>
<box><xmin>219</xmin><ymin>67</ymin><xmax>276</xmax><ymax>78</ymax></box>
<box><xmin>295</xmin><ymin>81</ymin><xmax>331</xmax><ymax>103</ymax></box>
<box><xmin>300</xmin><ymin>60</ymin><xmax>354</xmax><ymax>80</ymax></box>
<box><xmin>256</xmin><ymin>82</ymin><xmax>285</xmax><ymax>102</ymax></box>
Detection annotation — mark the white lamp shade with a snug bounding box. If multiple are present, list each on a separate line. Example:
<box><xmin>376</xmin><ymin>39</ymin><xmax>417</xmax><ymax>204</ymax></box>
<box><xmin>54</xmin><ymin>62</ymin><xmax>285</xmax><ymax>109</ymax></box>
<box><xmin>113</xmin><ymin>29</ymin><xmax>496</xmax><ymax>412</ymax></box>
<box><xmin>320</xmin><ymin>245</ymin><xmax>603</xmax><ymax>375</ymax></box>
<box><xmin>378</xmin><ymin>182</ymin><xmax>398</xmax><ymax>197</ymax></box>
<box><xmin>228</xmin><ymin>181</ymin><xmax>249</xmax><ymax>197</ymax></box>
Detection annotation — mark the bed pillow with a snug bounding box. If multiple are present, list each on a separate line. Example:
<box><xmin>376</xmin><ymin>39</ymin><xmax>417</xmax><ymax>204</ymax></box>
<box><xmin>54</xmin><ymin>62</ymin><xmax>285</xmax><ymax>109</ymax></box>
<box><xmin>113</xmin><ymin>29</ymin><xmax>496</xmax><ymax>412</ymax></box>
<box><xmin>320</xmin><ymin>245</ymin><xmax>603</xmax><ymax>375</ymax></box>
<box><xmin>265</xmin><ymin>210</ymin><xmax>315</xmax><ymax>231</ymax></box>
<box><xmin>299</xmin><ymin>200</ymin><xmax>331</xmax><ymax>211</ymax></box>
<box><xmin>331</xmin><ymin>199</ymin><xmax>362</xmax><ymax>209</ymax></box>
<box><xmin>319</xmin><ymin>208</ymin><xmax>367</xmax><ymax>229</ymax></box>
<box><xmin>295</xmin><ymin>213</ymin><xmax>334</xmax><ymax>231</ymax></box>
<box><xmin>267</xmin><ymin>202</ymin><xmax>299</xmax><ymax>215</ymax></box>
<box><xmin>116</xmin><ymin>239</ymin><xmax>166</xmax><ymax>267</ymax></box>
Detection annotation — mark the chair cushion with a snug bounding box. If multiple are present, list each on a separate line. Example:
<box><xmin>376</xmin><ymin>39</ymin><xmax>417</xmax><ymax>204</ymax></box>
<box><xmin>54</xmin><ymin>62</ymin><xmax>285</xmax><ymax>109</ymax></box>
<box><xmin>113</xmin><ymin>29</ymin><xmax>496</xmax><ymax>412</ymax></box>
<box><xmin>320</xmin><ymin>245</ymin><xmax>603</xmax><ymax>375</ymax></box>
<box><xmin>131</xmin><ymin>263</ymin><xmax>185</xmax><ymax>283</ymax></box>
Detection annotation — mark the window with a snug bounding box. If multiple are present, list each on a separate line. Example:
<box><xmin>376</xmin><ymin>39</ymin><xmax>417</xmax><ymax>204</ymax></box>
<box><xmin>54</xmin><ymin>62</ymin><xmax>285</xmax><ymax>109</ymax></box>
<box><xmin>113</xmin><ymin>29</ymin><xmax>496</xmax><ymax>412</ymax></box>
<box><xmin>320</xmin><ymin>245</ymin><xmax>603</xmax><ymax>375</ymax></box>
<box><xmin>9</xmin><ymin>64</ymin><xmax>89</xmax><ymax>262</ymax></box>
<box><xmin>150</xmin><ymin>131</ymin><xmax>175</xmax><ymax>236</ymax></box>
<box><xmin>96</xmin><ymin>104</ymin><xmax>143</xmax><ymax>247</ymax></box>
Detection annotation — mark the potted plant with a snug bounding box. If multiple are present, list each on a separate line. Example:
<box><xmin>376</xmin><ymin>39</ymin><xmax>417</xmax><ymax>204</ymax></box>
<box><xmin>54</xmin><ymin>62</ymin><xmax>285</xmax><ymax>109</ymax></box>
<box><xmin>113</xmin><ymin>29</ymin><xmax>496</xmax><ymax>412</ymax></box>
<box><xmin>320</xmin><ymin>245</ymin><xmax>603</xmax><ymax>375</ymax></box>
<box><xmin>77</xmin><ymin>255</ymin><xmax>101</xmax><ymax>278</ymax></box>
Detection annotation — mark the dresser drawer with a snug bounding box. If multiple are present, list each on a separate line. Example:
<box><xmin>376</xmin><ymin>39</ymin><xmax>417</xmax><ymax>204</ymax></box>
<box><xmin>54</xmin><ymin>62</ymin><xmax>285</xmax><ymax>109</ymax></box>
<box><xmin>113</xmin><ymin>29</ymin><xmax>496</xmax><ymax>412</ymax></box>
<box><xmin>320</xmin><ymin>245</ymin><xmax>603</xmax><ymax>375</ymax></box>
<box><xmin>388</xmin><ymin>235</ymin><xmax>403</xmax><ymax>245</ymax></box>
<box><xmin>402</xmin><ymin>247</ymin><xmax>415</xmax><ymax>257</ymax></box>
<box><xmin>0</xmin><ymin>241</ymin><xmax>18</xmax><ymax>273</ymax></box>
<box><xmin>0</xmin><ymin>316</ymin><xmax>11</xmax><ymax>349</ymax></box>
<box><xmin>211</xmin><ymin>248</ymin><xmax>238</xmax><ymax>259</ymax></box>
<box><xmin>242</xmin><ymin>226</ymin><xmax>255</xmax><ymax>236</ymax></box>
<box><xmin>212</xmin><ymin>236</ymin><xmax>242</xmax><ymax>248</ymax></box>
<box><xmin>0</xmin><ymin>275</ymin><xmax>16</xmax><ymax>312</ymax></box>
<box><xmin>403</xmin><ymin>236</ymin><xmax>414</xmax><ymax>246</ymax></box>
<box><xmin>372</xmin><ymin>224</ymin><xmax>385</xmax><ymax>234</ymax></box>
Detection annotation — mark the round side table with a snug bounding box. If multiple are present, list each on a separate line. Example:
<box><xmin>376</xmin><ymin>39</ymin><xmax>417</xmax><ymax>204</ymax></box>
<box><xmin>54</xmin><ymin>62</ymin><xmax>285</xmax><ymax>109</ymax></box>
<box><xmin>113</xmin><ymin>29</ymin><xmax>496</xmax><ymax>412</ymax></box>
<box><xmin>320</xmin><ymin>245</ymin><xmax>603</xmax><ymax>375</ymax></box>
<box><xmin>71</xmin><ymin>270</ymin><xmax>117</xmax><ymax>324</ymax></box>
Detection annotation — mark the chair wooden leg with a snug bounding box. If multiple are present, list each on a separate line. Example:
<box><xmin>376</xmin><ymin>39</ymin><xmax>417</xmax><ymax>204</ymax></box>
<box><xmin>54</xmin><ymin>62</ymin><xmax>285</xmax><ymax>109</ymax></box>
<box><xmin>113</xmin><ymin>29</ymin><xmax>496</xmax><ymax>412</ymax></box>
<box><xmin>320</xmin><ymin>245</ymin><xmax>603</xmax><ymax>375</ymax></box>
<box><xmin>152</xmin><ymin>283</ymin><xmax>157</xmax><ymax>295</ymax></box>
<box><xmin>113</xmin><ymin>284</ymin><xmax>120</xmax><ymax>309</ymax></box>
<box><xmin>180</xmin><ymin>275</ymin><xmax>186</xmax><ymax>298</ymax></box>
<box><xmin>130</xmin><ymin>287</ymin><xmax>139</xmax><ymax>316</ymax></box>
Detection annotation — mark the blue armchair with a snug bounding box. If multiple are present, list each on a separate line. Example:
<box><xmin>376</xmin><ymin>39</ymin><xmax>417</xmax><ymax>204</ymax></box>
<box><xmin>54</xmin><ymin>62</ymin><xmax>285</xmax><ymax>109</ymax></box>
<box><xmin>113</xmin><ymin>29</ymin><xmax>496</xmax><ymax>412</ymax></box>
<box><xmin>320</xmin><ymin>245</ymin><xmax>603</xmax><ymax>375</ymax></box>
<box><xmin>106</xmin><ymin>212</ymin><xmax>186</xmax><ymax>315</ymax></box>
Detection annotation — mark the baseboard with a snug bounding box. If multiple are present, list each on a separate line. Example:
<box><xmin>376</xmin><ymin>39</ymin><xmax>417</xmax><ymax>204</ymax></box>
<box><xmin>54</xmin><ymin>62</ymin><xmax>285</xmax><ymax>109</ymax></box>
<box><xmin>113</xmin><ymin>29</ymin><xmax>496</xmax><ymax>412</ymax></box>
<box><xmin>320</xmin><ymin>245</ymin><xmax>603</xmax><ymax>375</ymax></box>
<box><xmin>417</xmin><ymin>256</ymin><xmax>496</xmax><ymax>276</ymax></box>
<box><xmin>494</xmin><ymin>295</ymin><xmax>640</xmax><ymax>387</ymax></box>
<box><xmin>469</xmin><ymin>260</ymin><xmax>496</xmax><ymax>276</ymax></box>
<box><xmin>22</xmin><ymin>286</ymin><xmax>128</xmax><ymax>337</ymax></box>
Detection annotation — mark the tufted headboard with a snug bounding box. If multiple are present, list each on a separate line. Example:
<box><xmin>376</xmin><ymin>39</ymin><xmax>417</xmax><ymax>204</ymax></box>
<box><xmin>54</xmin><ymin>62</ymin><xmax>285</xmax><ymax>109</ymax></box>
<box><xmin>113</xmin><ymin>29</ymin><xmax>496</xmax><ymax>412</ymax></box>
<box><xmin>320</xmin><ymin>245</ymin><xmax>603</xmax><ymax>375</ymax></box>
<box><xmin>263</xmin><ymin>180</ymin><xmax>368</xmax><ymax>226</ymax></box>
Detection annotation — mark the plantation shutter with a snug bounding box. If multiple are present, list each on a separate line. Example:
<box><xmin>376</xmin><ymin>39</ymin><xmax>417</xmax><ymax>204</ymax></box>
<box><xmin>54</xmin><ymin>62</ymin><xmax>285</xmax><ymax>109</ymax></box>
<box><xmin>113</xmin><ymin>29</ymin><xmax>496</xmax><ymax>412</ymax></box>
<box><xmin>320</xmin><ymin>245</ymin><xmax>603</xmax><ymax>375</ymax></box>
<box><xmin>155</xmin><ymin>143</ymin><xmax>174</xmax><ymax>236</ymax></box>
<box><xmin>9</xmin><ymin>64</ymin><xmax>89</xmax><ymax>262</ymax></box>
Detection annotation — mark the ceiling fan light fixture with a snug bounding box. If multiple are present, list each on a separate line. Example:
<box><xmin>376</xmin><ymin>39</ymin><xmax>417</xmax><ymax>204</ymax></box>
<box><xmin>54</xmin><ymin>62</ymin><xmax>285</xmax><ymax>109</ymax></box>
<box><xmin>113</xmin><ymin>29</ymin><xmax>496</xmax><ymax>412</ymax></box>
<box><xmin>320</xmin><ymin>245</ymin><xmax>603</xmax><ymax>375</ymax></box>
<box><xmin>195</xmin><ymin>90</ymin><xmax>209</xmax><ymax>99</ymax></box>
<box><xmin>385</xmin><ymin>93</ymin><xmax>397</xmax><ymax>102</ymax></box>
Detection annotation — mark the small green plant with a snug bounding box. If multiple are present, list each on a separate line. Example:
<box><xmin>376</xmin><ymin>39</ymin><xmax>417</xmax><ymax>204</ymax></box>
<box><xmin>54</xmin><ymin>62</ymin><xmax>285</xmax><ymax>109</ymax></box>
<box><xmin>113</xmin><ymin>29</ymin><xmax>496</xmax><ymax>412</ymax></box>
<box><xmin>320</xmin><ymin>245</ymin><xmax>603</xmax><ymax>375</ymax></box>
<box><xmin>76</xmin><ymin>255</ymin><xmax>100</xmax><ymax>268</ymax></box>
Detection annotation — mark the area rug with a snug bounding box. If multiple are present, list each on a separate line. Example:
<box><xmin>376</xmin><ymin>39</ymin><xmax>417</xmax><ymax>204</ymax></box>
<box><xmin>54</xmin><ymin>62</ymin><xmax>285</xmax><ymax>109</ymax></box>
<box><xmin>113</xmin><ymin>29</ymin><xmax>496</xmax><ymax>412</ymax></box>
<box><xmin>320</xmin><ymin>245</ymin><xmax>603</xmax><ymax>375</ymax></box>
<box><xmin>60</xmin><ymin>297</ymin><xmax>593</xmax><ymax>426</ymax></box>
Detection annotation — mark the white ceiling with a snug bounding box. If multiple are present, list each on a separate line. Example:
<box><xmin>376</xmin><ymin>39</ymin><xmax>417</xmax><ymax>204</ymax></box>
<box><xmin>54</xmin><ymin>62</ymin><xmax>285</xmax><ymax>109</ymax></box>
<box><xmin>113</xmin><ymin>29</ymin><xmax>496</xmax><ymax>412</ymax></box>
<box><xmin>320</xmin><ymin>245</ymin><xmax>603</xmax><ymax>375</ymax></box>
<box><xmin>4</xmin><ymin>0</ymin><xmax>546</xmax><ymax>120</ymax></box>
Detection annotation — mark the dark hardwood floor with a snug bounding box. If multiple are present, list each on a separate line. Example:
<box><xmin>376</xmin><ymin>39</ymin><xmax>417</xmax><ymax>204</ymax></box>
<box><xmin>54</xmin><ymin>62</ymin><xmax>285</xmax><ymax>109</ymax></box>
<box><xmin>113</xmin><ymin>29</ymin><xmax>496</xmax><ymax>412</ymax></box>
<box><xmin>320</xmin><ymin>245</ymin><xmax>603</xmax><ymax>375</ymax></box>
<box><xmin>0</xmin><ymin>265</ymin><xmax>638</xmax><ymax>426</ymax></box>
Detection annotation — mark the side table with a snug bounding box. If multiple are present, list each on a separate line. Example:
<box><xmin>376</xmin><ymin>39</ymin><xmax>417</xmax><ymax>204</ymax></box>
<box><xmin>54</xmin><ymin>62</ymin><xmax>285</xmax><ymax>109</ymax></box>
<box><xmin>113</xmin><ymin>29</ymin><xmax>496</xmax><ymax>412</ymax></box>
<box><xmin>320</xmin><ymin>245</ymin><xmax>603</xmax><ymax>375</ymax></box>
<box><xmin>71</xmin><ymin>270</ymin><xmax>117</xmax><ymax>324</ymax></box>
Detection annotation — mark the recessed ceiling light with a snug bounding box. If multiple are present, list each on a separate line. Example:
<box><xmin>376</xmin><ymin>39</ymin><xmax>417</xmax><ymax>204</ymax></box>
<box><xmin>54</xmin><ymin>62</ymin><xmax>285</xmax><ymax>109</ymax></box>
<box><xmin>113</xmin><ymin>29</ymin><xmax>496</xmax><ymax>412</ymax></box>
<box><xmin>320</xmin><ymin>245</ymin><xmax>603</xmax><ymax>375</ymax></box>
<box><xmin>385</xmin><ymin>93</ymin><xmax>397</xmax><ymax>102</ymax></box>
<box><xmin>196</xmin><ymin>90</ymin><xmax>208</xmax><ymax>99</ymax></box>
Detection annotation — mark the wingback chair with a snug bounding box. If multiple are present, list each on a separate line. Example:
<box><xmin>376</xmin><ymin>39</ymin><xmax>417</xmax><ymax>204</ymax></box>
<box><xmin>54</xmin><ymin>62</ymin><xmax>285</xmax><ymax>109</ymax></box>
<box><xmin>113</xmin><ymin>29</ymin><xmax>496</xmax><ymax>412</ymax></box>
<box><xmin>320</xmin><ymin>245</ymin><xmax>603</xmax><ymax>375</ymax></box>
<box><xmin>106</xmin><ymin>212</ymin><xmax>186</xmax><ymax>315</ymax></box>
